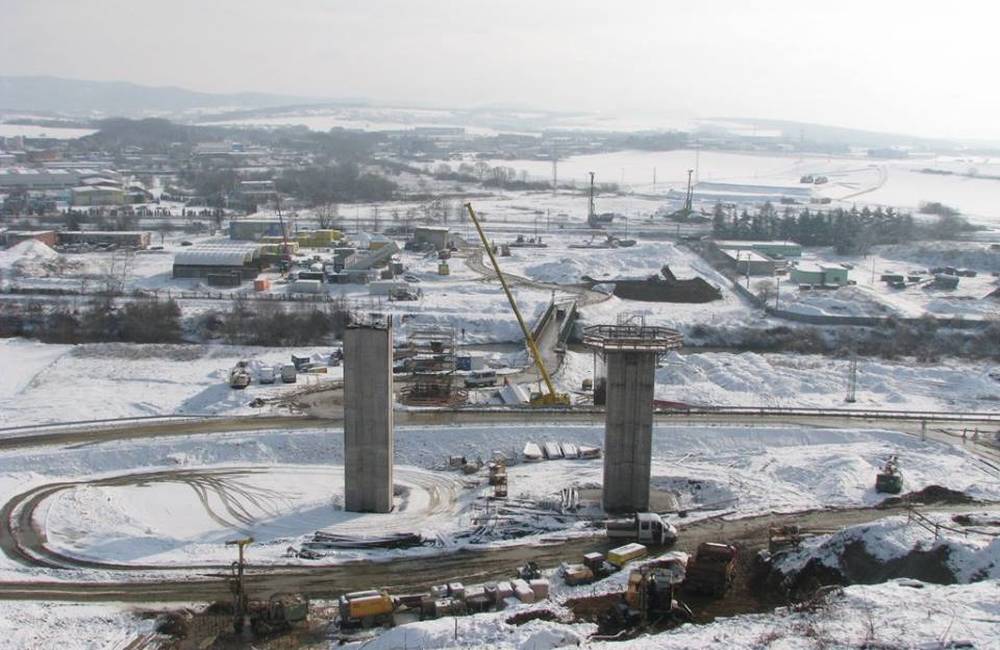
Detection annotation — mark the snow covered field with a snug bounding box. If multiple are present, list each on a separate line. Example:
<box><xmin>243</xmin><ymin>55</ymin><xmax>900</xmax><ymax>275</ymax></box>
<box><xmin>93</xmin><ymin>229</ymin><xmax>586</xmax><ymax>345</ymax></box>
<box><xmin>556</xmin><ymin>350</ymin><xmax>1000</xmax><ymax>413</ymax></box>
<box><xmin>0</xmin><ymin>338</ymin><xmax>343</xmax><ymax>427</ymax></box>
<box><xmin>487</xmin><ymin>149</ymin><xmax>1000</xmax><ymax>227</ymax></box>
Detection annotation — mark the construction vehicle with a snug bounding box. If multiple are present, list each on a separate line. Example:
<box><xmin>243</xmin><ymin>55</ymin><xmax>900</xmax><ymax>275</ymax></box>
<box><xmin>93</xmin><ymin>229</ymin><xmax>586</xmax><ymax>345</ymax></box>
<box><xmin>229</xmin><ymin>361</ymin><xmax>251</xmax><ymax>389</ymax></box>
<box><xmin>227</xmin><ymin>537</ymin><xmax>309</xmax><ymax>637</ymax></box>
<box><xmin>876</xmin><ymin>455</ymin><xmax>903</xmax><ymax>493</ymax></box>
<box><xmin>465</xmin><ymin>203</ymin><xmax>570</xmax><ymax>407</ymax></box>
<box><xmin>625</xmin><ymin>559</ymin><xmax>692</xmax><ymax>624</ymax></box>
<box><xmin>515</xmin><ymin>561</ymin><xmax>542</xmax><ymax>581</ymax></box>
<box><xmin>684</xmin><ymin>542</ymin><xmax>737</xmax><ymax>596</ymax></box>
<box><xmin>338</xmin><ymin>590</ymin><xmax>395</xmax><ymax>629</ymax></box>
<box><xmin>606</xmin><ymin>512</ymin><xmax>678</xmax><ymax>546</ymax></box>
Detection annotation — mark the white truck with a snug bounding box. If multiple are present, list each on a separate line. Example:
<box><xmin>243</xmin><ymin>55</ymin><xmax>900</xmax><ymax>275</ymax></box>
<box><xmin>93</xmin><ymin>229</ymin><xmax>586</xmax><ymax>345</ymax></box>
<box><xmin>606</xmin><ymin>512</ymin><xmax>677</xmax><ymax>546</ymax></box>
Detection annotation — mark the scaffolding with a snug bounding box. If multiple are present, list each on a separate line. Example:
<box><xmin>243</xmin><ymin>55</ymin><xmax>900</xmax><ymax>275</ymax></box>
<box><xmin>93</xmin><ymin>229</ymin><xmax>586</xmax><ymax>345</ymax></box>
<box><xmin>398</xmin><ymin>326</ymin><xmax>468</xmax><ymax>406</ymax></box>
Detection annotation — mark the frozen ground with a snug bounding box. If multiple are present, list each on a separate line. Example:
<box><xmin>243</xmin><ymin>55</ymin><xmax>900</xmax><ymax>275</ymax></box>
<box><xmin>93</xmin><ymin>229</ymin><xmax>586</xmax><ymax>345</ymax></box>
<box><xmin>3</xmin><ymin>423</ymin><xmax>998</xmax><ymax>571</ymax></box>
<box><xmin>556</xmin><ymin>349</ymin><xmax>1000</xmax><ymax>412</ymax></box>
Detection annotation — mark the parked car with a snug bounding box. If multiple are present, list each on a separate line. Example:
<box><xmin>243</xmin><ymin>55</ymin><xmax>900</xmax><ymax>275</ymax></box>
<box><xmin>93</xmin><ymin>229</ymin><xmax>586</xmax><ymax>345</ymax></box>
<box><xmin>258</xmin><ymin>366</ymin><xmax>276</xmax><ymax>384</ymax></box>
<box><xmin>280</xmin><ymin>364</ymin><xmax>297</xmax><ymax>383</ymax></box>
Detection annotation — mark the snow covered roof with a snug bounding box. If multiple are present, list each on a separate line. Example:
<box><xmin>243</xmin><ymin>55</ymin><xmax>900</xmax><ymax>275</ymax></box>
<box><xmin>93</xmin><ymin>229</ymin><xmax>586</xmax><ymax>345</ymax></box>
<box><xmin>174</xmin><ymin>245</ymin><xmax>259</xmax><ymax>267</ymax></box>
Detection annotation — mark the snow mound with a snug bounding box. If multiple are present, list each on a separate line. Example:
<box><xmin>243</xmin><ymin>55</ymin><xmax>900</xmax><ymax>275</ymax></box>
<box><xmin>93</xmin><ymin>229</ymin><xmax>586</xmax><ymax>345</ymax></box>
<box><xmin>0</xmin><ymin>239</ymin><xmax>59</xmax><ymax>270</ymax></box>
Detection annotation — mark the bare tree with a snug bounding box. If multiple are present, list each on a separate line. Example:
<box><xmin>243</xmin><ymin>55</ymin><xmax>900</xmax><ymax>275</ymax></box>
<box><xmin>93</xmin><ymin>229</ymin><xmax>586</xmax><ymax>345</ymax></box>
<box><xmin>101</xmin><ymin>250</ymin><xmax>135</xmax><ymax>295</ymax></box>
<box><xmin>316</xmin><ymin>202</ymin><xmax>339</xmax><ymax>229</ymax></box>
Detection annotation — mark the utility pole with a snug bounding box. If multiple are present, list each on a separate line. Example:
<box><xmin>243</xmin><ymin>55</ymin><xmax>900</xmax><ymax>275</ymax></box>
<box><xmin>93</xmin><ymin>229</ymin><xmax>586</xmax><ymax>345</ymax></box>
<box><xmin>846</xmin><ymin>353</ymin><xmax>858</xmax><ymax>403</ymax></box>
<box><xmin>551</xmin><ymin>155</ymin><xmax>558</xmax><ymax>195</ymax></box>
<box><xmin>775</xmin><ymin>273</ymin><xmax>781</xmax><ymax>310</ymax></box>
<box><xmin>653</xmin><ymin>167</ymin><xmax>657</xmax><ymax>186</ymax></box>
<box><xmin>684</xmin><ymin>169</ymin><xmax>694</xmax><ymax>217</ymax></box>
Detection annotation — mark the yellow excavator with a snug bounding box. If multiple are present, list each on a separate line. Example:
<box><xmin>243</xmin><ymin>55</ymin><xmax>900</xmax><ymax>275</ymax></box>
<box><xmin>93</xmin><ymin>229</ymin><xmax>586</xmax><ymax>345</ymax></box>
<box><xmin>464</xmin><ymin>203</ymin><xmax>570</xmax><ymax>406</ymax></box>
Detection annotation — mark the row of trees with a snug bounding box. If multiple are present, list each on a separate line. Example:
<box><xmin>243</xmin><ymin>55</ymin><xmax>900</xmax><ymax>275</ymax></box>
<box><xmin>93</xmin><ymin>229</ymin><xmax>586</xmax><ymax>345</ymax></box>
<box><xmin>712</xmin><ymin>203</ymin><xmax>918</xmax><ymax>254</ymax></box>
<box><xmin>2</xmin><ymin>298</ymin><xmax>183</xmax><ymax>344</ymax></box>
<box><xmin>277</xmin><ymin>162</ymin><xmax>397</xmax><ymax>205</ymax></box>
<box><xmin>712</xmin><ymin>202</ymin><xmax>978</xmax><ymax>254</ymax></box>
<box><xmin>206</xmin><ymin>299</ymin><xmax>350</xmax><ymax>347</ymax></box>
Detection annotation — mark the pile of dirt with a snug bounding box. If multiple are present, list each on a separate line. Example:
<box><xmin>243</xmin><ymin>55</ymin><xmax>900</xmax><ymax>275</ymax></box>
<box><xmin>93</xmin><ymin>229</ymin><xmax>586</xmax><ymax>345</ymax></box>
<box><xmin>765</xmin><ymin>540</ymin><xmax>959</xmax><ymax>601</ymax></box>
<box><xmin>878</xmin><ymin>485</ymin><xmax>974</xmax><ymax>508</ymax></box>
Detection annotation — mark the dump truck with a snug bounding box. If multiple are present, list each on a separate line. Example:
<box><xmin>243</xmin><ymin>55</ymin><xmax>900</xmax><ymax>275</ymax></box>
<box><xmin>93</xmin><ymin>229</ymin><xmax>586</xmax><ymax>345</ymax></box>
<box><xmin>875</xmin><ymin>455</ymin><xmax>903</xmax><ymax>494</ymax></box>
<box><xmin>608</xmin><ymin>543</ymin><xmax>648</xmax><ymax>568</ymax></box>
<box><xmin>606</xmin><ymin>512</ymin><xmax>678</xmax><ymax>546</ymax></box>
<box><xmin>684</xmin><ymin>542</ymin><xmax>737</xmax><ymax>596</ymax></box>
<box><xmin>338</xmin><ymin>590</ymin><xmax>395</xmax><ymax>628</ymax></box>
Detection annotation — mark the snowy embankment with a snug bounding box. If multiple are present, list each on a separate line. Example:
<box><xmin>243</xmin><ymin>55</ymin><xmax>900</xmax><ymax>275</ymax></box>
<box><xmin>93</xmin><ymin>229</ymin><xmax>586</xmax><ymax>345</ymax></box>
<box><xmin>775</xmin><ymin>512</ymin><xmax>1000</xmax><ymax>583</ymax></box>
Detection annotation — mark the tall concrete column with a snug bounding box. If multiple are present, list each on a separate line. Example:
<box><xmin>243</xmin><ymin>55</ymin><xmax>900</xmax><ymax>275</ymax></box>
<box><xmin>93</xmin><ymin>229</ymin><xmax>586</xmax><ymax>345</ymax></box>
<box><xmin>603</xmin><ymin>350</ymin><xmax>657</xmax><ymax>513</ymax></box>
<box><xmin>583</xmin><ymin>323</ymin><xmax>683</xmax><ymax>514</ymax></box>
<box><xmin>344</xmin><ymin>321</ymin><xmax>394</xmax><ymax>513</ymax></box>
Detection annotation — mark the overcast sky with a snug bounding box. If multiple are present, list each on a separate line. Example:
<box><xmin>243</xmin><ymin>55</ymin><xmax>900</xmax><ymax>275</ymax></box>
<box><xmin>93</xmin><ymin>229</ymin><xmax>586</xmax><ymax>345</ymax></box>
<box><xmin>2</xmin><ymin>0</ymin><xmax>999</xmax><ymax>140</ymax></box>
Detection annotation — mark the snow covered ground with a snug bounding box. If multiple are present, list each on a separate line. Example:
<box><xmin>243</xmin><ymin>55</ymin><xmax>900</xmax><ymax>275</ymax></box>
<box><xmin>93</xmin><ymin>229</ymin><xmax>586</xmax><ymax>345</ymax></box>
<box><xmin>4</xmin><ymin>338</ymin><xmax>998</xmax><ymax>431</ymax></box>
<box><xmin>3</xmin><ymin>422</ymin><xmax>997</xmax><ymax>571</ymax></box>
<box><xmin>764</xmin><ymin>242</ymin><xmax>1000</xmax><ymax>319</ymax></box>
<box><xmin>0</xmin><ymin>601</ymin><xmax>156</xmax><ymax>650</ymax></box>
<box><xmin>556</xmin><ymin>349</ymin><xmax>1000</xmax><ymax>413</ymax></box>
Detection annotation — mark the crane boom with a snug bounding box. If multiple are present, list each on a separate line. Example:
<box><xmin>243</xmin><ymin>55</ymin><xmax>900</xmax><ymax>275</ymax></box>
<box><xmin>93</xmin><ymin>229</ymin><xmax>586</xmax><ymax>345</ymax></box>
<box><xmin>464</xmin><ymin>203</ymin><xmax>562</xmax><ymax>402</ymax></box>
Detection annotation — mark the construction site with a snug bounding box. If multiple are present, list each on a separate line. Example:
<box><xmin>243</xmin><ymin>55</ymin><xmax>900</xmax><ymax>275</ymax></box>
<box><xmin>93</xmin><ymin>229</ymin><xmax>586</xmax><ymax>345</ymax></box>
<box><xmin>0</xmin><ymin>191</ymin><xmax>998</xmax><ymax>650</ymax></box>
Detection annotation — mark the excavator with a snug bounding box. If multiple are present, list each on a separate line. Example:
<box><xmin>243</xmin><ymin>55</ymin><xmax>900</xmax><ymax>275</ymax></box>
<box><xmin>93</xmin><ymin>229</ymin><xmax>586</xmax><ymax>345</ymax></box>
<box><xmin>464</xmin><ymin>203</ymin><xmax>570</xmax><ymax>406</ymax></box>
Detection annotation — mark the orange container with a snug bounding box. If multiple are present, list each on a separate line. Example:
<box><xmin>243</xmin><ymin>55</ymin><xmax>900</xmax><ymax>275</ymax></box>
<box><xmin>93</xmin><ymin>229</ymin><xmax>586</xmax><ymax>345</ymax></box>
<box><xmin>254</xmin><ymin>278</ymin><xmax>271</xmax><ymax>292</ymax></box>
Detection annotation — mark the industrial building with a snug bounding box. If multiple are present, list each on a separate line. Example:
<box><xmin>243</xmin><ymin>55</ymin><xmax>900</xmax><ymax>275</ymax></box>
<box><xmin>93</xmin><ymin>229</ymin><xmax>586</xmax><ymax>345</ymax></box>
<box><xmin>343</xmin><ymin>318</ymin><xmax>395</xmax><ymax>513</ymax></box>
<box><xmin>71</xmin><ymin>185</ymin><xmax>125</xmax><ymax>206</ymax></box>
<box><xmin>412</xmin><ymin>226</ymin><xmax>452</xmax><ymax>251</ymax></box>
<box><xmin>229</xmin><ymin>218</ymin><xmax>291</xmax><ymax>241</ymax></box>
<box><xmin>59</xmin><ymin>230</ymin><xmax>151</xmax><ymax>249</ymax></box>
<box><xmin>790</xmin><ymin>263</ymin><xmax>849</xmax><ymax>287</ymax></box>
<box><xmin>718</xmin><ymin>248</ymin><xmax>777</xmax><ymax>276</ymax></box>
<box><xmin>2</xmin><ymin>230</ymin><xmax>58</xmax><ymax>248</ymax></box>
<box><xmin>712</xmin><ymin>240</ymin><xmax>802</xmax><ymax>258</ymax></box>
<box><xmin>172</xmin><ymin>244</ymin><xmax>262</xmax><ymax>283</ymax></box>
